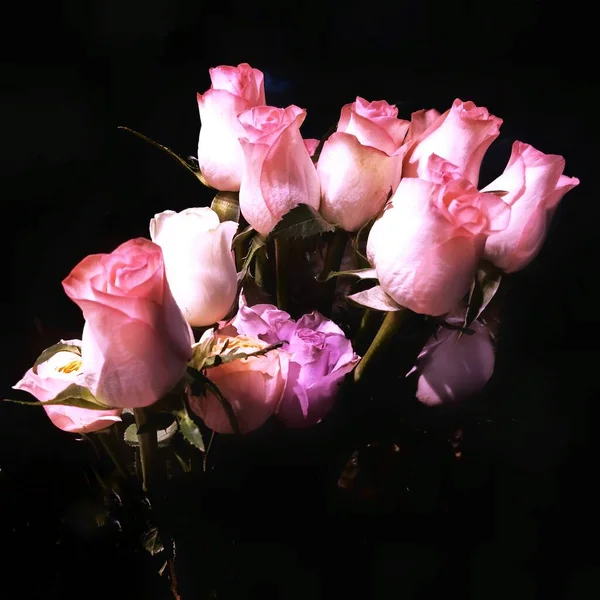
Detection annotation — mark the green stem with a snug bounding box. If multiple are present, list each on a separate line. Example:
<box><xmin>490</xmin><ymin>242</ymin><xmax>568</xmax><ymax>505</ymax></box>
<box><xmin>254</xmin><ymin>244</ymin><xmax>269</xmax><ymax>290</ymax></box>
<box><xmin>96</xmin><ymin>430</ymin><xmax>129</xmax><ymax>478</ymax></box>
<box><xmin>319</xmin><ymin>228</ymin><xmax>349</xmax><ymax>317</ymax></box>
<box><xmin>353</xmin><ymin>309</ymin><xmax>409</xmax><ymax>384</ymax></box>
<box><xmin>274</xmin><ymin>237</ymin><xmax>290</xmax><ymax>312</ymax></box>
<box><xmin>133</xmin><ymin>408</ymin><xmax>159</xmax><ymax>493</ymax></box>
<box><xmin>353</xmin><ymin>309</ymin><xmax>383</xmax><ymax>356</ymax></box>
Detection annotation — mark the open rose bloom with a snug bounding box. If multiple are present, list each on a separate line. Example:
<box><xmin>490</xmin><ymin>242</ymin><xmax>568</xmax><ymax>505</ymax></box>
<box><xmin>13</xmin><ymin>341</ymin><xmax>122</xmax><ymax>433</ymax></box>
<box><xmin>11</xmin><ymin>63</ymin><xmax>581</xmax><ymax>518</ymax></box>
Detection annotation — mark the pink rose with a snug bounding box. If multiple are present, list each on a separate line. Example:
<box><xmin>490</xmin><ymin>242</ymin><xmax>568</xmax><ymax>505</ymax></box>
<box><xmin>367</xmin><ymin>156</ymin><xmax>510</xmax><ymax>315</ymax></box>
<box><xmin>317</xmin><ymin>97</ymin><xmax>410</xmax><ymax>232</ymax></box>
<box><xmin>483</xmin><ymin>141</ymin><xmax>580</xmax><ymax>272</ymax></box>
<box><xmin>409</xmin><ymin>318</ymin><xmax>495</xmax><ymax>406</ymax></box>
<box><xmin>197</xmin><ymin>63</ymin><xmax>266</xmax><ymax>191</ymax></box>
<box><xmin>238</xmin><ymin>105</ymin><xmax>321</xmax><ymax>236</ymax></box>
<box><xmin>225</xmin><ymin>296</ymin><xmax>360</xmax><ymax>427</ymax></box>
<box><xmin>62</xmin><ymin>238</ymin><xmax>194</xmax><ymax>408</ymax></box>
<box><xmin>403</xmin><ymin>99</ymin><xmax>503</xmax><ymax>187</ymax></box>
<box><xmin>188</xmin><ymin>332</ymin><xmax>289</xmax><ymax>434</ymax></box>
<box><xmin>13</xmin><ymin>340</ymin><xmax>122</xmax><ymax>433</ymax></box>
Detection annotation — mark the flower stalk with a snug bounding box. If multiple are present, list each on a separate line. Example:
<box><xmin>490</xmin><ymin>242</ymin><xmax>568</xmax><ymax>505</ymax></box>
<box><xmin>353</xmin><ymin>308</ymin><xmax>409</xmax><ymax>384</ymax></box>
<box><xmin>134</xmin><ymin>408</ymin><xmax>160</xmax><ymax>493</ymax></box>
<box><xmin>318</xmin><ymin>228</ymin><xmax>348</xmax><ymax>317</ymax></box>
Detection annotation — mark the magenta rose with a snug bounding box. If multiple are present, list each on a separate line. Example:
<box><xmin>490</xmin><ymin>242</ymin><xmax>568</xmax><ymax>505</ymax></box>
<box><xmin>225</xmin><ymin>295</ymin><xmax>360</xmax><ymax>427</ymax></box>
<box><xmin>482</xmin><ymin>141</ymin><xmax>579</xmax><ymax>272</ymax></box>
<box><xmin>197</xmin><ymin>63</ymin><xmax>266</xmax><ymax>191</ymax></box>
<box><xmin>237</xmin><ymin>105</ymin><xmax>321</xmax><ymax>236</ymax></box>
<box><xmin>403</xmin><ymin>99</ymin><xmax>502</xmax><ymax>187</ymax></box>
<box><xmin>13</xmin><ymin>340</ymin><xmax>122</xmax><ymax>433</ymax></box>
<box><xmin>317</xmin><ymin>97</ymin><xmax>410</xmax><ymax>232</ymax></box>
<box><xmin>62</xmin><ymin>238</ymin><xmax>194</xmax><ymax>408</ymax></box>
<box><xmin>409</xmin><ymin>317</ymin><xmax>495</xmax><ymax>406</ymax></box>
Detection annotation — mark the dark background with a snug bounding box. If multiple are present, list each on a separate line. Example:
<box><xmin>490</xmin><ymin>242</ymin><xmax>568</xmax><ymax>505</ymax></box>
<box><xmin>1</xmin><ymin>1</ymin><xmax>597</xmax><ymax>598</ymax></box>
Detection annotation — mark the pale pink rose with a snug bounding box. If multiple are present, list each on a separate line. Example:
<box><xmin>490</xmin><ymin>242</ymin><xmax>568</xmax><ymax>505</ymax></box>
<box><xmin>188</xmin><ymin>332</ymin><xmax>289</xmax><ymax>434</ymax></box>
<box><xmin>403</xmin><ymin>99</ymin><xmax>503</xmax><ymax>187</ymax></box>
<box><xmin>238</xmin><ymin>105</ymin><xmax>321</xmax><ymax>236</ymax></box>
<box><xmin>13</xmin><ymin>340</ymin><xmax>122</xmax><ymax>433</ymax></box>
<box><xmin>367</xmin><ymin>156</ymin><xmax>510</xmax><ymax>315</ymax></box>
<box><xmin>150</xmin><ymin>207</ymin><xmax>238</xmax><ymax>326</ymax></box>
<box><xmin>483</xmin><ymin>141</ymin><xmax>580</xmax><ymax>272</ymax></box>
<box><xmin>410</xmin><ymin>318</ymin><xmax>495</xmax><ymax>406</ymax></box>
<box><xmin>318</xmin><ymin>97</ymin><xmax>410</xmax><ymax>232</ymax></box>
<box><xmin>62</xmin><ymin>239</ymin><xmax>194</xmax><ymax>408</ymax></box>
<box><xmin>197</xmin><ymin>63</ymin><xmax>266</xmax><ymax>191</ymax></box>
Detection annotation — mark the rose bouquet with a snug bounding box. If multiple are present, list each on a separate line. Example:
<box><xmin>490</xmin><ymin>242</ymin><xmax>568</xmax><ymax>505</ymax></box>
<box><xmin>8</xmin><ymin>63</ymin><xmax>578</xmax><ymax>596</ymax></box>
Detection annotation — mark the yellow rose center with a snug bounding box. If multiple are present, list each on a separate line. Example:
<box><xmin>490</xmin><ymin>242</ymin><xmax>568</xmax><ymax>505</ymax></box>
<box><xmin>57</xmin><ymin>359</ymin><xmax>82</xmax><ymax>374</ymax></box>
<box><xmin>210</xmin><ymin>334</ymin><xmax>265</xmax><ymax>357</ymax></box>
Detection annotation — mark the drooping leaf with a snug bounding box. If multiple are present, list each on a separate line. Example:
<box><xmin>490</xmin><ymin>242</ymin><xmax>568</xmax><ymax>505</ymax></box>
<box><xmin>32</xmin><ymin>341</ymin><xmax>81</xmax><ymax>374</ymax></box>
<box><xmin>201</xmin><ymin>341</ymin><xmax>284</xmax><ymax>369</ymax></box>
<box><xmin>211</xmin><ymin>191</ymin><xmax>240</xmax><ymax>223</ymax></box>
<box><xmin>237</xmin><ymin>234</ymin><xmax>267</xmax><ymax>283</ymax></box>
<box><xmin>124</xmin><ymin>423</ymin><xmax>139</xmax><ymax>446</ymax></box>
<box><xmin>347</xmin><ymin>286</ymin><xmax>403</xmax><ymax>312</ymax></box>
<box><xmin>269</xmin><ymin>204</ymin><xmax>335</xmax><ymax>240</ymax></box>
<box><xmin>117</xmin><ymin>126</ymin><xmax>212</xmax><ymax>188</ymax></box>
<box><xmin>316</xmin><ymin>267</ymin><xmax>378</xmax><ymax>283</ymax></box>
<box><xmin>5</xmin><ymin>384</ymin><xmax>112</xmax><ymax>410</ymax></box>
<box><xmin>136</xmin><ymin>411</ymin><xmax>178</xmax><ymax>434</ymax></box>
<box><xmin>232</xmin><ymin>225</ymin><xmax>256</xmax><ymax>251</ymax></box>
<box><xmin>463</xmin><ymin>260</ymin><xmax>503</xmax><ymax>328</ymax></box>
<box><xmin>174</xmin><ymin>407</ymin><xmax>205</xmax><ymax>452</ymax></box>
<box><xmin>185</xmin><ymin>368</ymin><xmax>240</xmax><ymax>435</ymax></box>
<box><xmin>142</xmin><ymin>525</ymin><xmax>164</xmax><ymax>556</ymax></box>
<box><xmin>124</xmin><ymin>421</ymin><xmax>179</xmax><ymax>448</ymax></box>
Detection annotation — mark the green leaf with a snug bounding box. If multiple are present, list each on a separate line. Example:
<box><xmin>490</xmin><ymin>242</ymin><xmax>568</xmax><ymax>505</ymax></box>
<box><xmin>5</xmin><ymin>383</ymin><xmax>112</xmax><ymax>410</ymax></box>
<box><xmin>237</xmin><ymin>234</ymin><xmax>267</xmax><ymax>283</ymax></box>
<box><xmin>232</xmin><ymin>224</ymin><xmax>256</xmax><ymax>251</ymax></box>
<box><xmin>346</xmin><ymin>286</ymin><xmax>404</xmax><ymax>312</ymax></box>
<box><xmin>316</xmin><ymin>267</ymin><xmax>378</xmax><ymax>283</ymax></box>
<box><xmin>189</xmin><ymin>331</ymin><xmax>217</xmax><ymax>371</ymax></box>
<box><xmin>463</xmin><ymin>260</ymin><xmax>503</xmax><ymax>328</ymax></box>
<box><xmin>175</xmin><ymin>407</ymin><xmax>205</xmax><ymax>452</ymax></box>
<box><xmin>117</xmin><ymin>126</ymin><xmax>212</xmax><ymax>188</ymax></box>
<box><xmin>202</xmin><ymin>341</ymin><xmax>284</xmax><ymax>369</ymax></box>
<box><xmin>211</xmin><ymin>191</ymin><xmax>240</xmax><ymax>223</ymax></box>
<box><xmin>141</xmin><ymin>525</ymin><xmax>164</xmax><ymax>556</ymax></box>
<box><xmin>32</xmin><ymin>341</ymin><xmax>81</xmax><ymax>375</ymax></box>
<box><xmin>269</xmin><ymin>204</ymin><xmax>335</xmax><ymax>240</ymax></box>
<box><xmin>124</xmin><ymin>421</ymin><xmax>179</xmax><ymax>448</ymax></box>
<box><xmin>185</xmin><ymin>368</ymin><xmax>240</xmax><ymax>435</ymax></box>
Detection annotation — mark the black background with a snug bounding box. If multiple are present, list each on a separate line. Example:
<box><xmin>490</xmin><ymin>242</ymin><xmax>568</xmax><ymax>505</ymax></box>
<box><xmin>1</xmin><ymin>1</ymin><xmax>598</xmax><ymax>598</ymax></box>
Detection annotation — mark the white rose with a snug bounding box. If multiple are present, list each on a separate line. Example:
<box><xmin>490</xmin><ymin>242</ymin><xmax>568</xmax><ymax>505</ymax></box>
<box><xmin>150</xmin><ymin>208</ymin><xmax>238</xmax><ymax>327</ymax></box>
